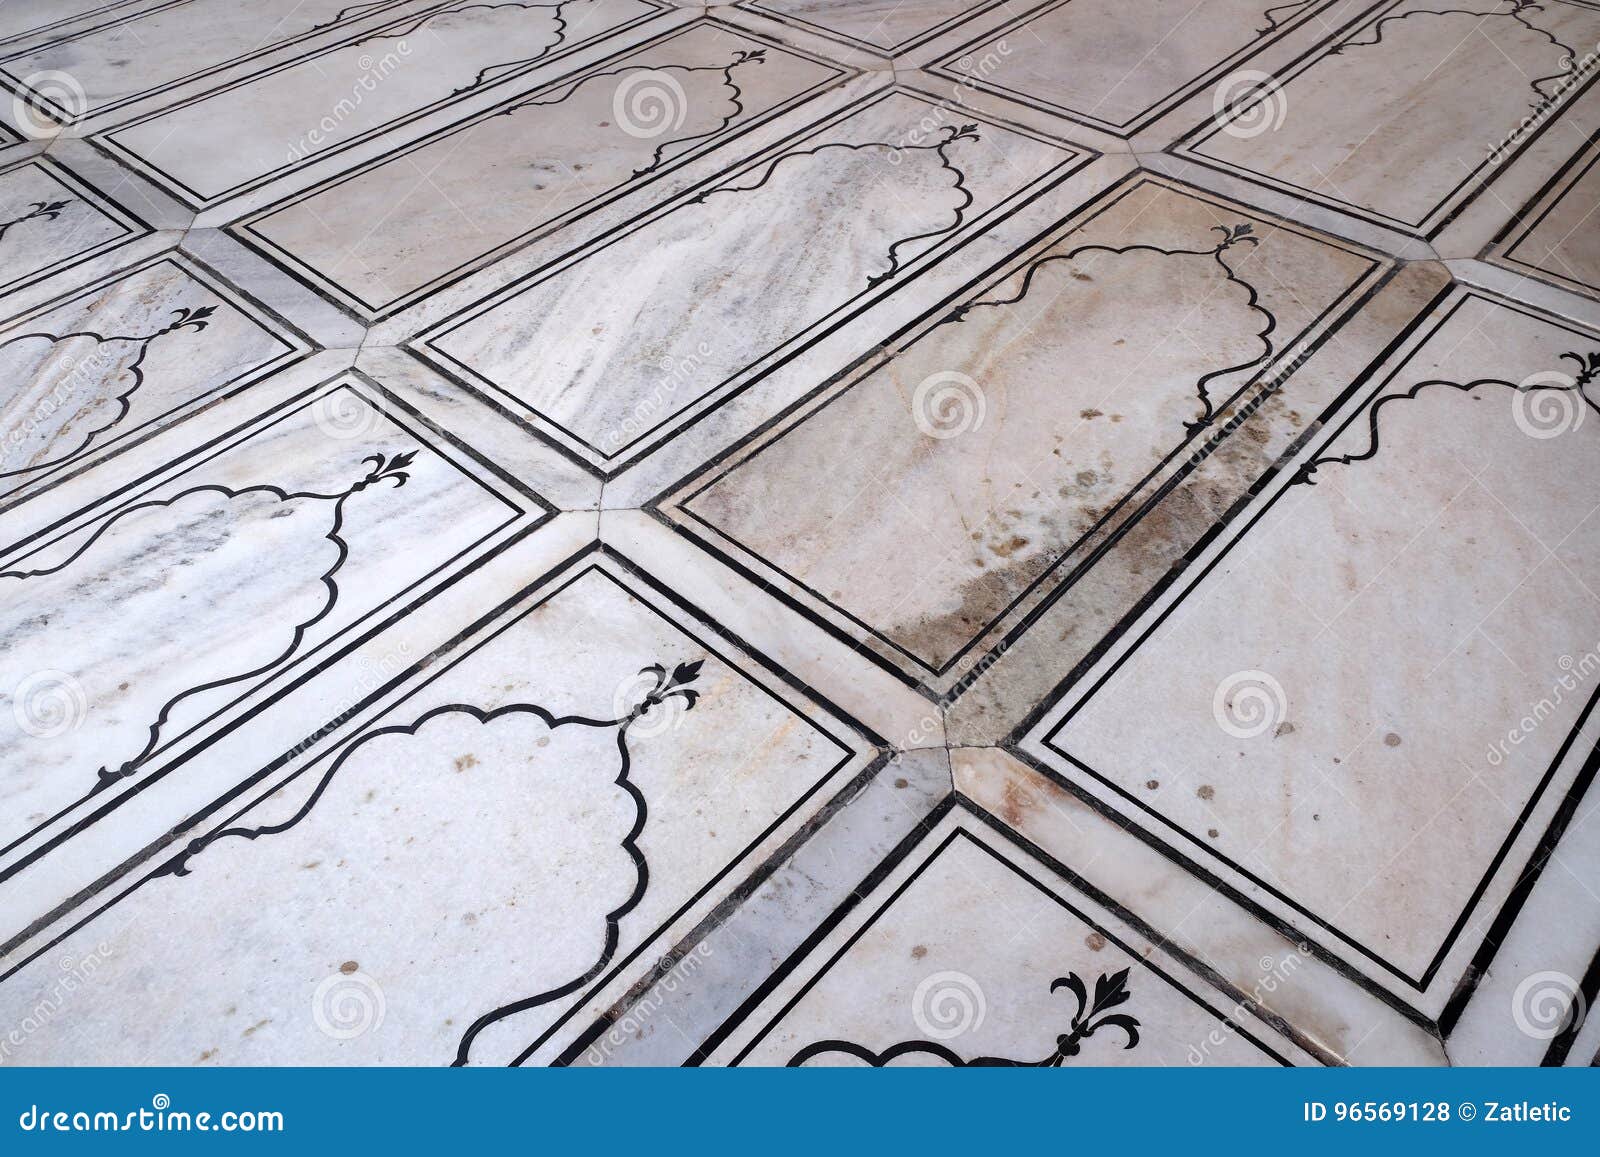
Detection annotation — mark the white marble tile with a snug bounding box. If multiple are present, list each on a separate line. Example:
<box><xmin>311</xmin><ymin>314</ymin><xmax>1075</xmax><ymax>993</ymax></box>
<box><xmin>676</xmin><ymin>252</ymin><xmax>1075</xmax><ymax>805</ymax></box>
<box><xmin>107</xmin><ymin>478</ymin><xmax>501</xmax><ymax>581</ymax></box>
<box><xmin>90</xmin><ymin>0</ymin><xmax>673</xmax><ymax>207</ymax></box>
<box><xmin>1484</xmin><ymin>137</ymin><xmax>1600</xmax><ymax>303</ymax></box>
<box><xmin>703</xmin><ymin>806</ymin><xmax>1312</xmax><ymax>1065</ymax></box>
<box><xmin>1024</xmin><ymin>283</ymin><xmax>1600</xmax><ymax>1022</ymax></box>
<box><xmin>1174</xmin><ymin>0</ymin><xmax>1600</xmax><ymax>239</ymax></box>
<box><xmin>412</xmin><ymin>84</ymin><xmax>1087</xmax><ymax>475</ymax></box>
<box><xmin>0</xmin><ymin>153</ymin><xmax>149</xmax><ymax>296</ymax></box>
<box><xmin>0</xmin><ymin>366</ymin><xmax>547</xmax><ymax>905</ymax></box>
<box><xmin>229</xmin><ymin>18</ymin><xmax>850</xmax><ymax>321</ymax></box>
<box><xmin>0</xmin><ymin>0</ymin><xmax>152</xmax><ymax>49</ymax></box>
<box><xmin>2</xmin><ymin>0</ymin><xmax>1598</xmax><ymax>1070</ymax></box>
<box><xmin>0</xmin><ymin>546</ymin><xmax>877</xmax><ymax>1065</ymax></box>
<box><xmin>923</xmin><ymin>0</ymin><xmax>1354</xmax><ymax>137</ymax></box>
<box><xmin>733</xmin><ymin>0</ymin><xmax>1007</xmax><ymax>53</ymax></box>
<box><xmin>0</xmin><ymin>0</ymin><xmax>417</xmax><ymax>127</ymax></box>
<box><xmin>0</xmin><ymin>251</ymin><xmax>314</xmax><ymax>508</ymax></box>
<box><xmin>659</xmin><ymin>174</ymin><xmax>1387</xmax><ymax>697</ymax></box>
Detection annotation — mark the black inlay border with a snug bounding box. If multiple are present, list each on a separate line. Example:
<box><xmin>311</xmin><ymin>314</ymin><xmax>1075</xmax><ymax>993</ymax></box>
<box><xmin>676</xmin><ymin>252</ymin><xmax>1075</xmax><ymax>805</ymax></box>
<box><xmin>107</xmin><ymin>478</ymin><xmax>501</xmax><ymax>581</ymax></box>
<box><xmin>925</xmin><ymin>0</ymin><xmax>1349</xmax><ymax>138</ymax></box>
<box><xmin>1023</xmin><ymin>285</ymin><xmax>1600</xmax><ymax>1026</ymax></box>
<box><xmin>0</xmin><ymin>0</ymin><xmax>414</xmax><ymax>127</ymax></box>
<box><xmin>0</xmin><ymin>250</ymin><xmax>318</xmax><ymax>512</ymax></box>
<box><xmin>0</xmin><ymin>369</ymin><xmax>553</xmax><ymax>892</ymax></box>
<box><xmin>1486</xmin><ymin>138</ymin><xmax>1600</xmax><ymax>302</ymax></box>
<box><xmin>226</xmin><ymin>16</ymin><xmax>854</xmax><ymax>323</ymax></box>
<box><xmin>0</xmin><ymin>544</ymin><xmax>878</xmax><ymax>1070</ymax></box>
<box><xmin>89</xmin><ymin>0</ymin><xmax>674</xmax><ymax>209</ymax></box>
<box><xmin>0</xmin><ymin>0</ymin><xmax>147</xmax><ymax>50</ymax></box>
<box><xmin>0</xmin><ymin>153</ymin><xmax>151</xmax><ymax>298</ymax></box>
<box><xmin>733</xmin><ymin>0</ymin><xmax>1012</xmax><ymax>55</ymax></box>
<box><xmin>704</xmin><ymin>812</ymin><xmax>1296</xmax><ymax>1067</ymax></box>
<box><xmin>654</xmin><ymin>170</ymin><xmax>1387</xmax><ymax>701</ymax></box>
<box><xmin>1170</xmin><ymin>0</ymin><xmax>1600</xmax><ymax>240</ymax></box>
<box><xmin>408</xmin><ymin>82</ymin><xmax>1093</xmax><ymax>480</ymax></box>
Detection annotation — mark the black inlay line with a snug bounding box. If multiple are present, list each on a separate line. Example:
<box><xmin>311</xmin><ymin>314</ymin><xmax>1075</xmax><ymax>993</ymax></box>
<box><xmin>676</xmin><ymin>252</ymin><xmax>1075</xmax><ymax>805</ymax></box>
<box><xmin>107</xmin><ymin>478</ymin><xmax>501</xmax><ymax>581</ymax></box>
<box><xmin>0</xmin><ymin>306</ymin><xmax>220</xmax><ymax>481</ymax></box>
<box><xmin>655</xmin><ymin>170</ymin><xmax>1382</xmax><ymax>696</ymax></box>
<box><xmin>1541</xmin><ymin>936</ymin><xmax>1600</xmax><ymax>1064</ymax></box>
<box><xmin>726</xmin><ymin>821</ymin><xmax>1293</xmax><ymax>1067</ymax></box>
<box><xmin>0</xmin><ymin>154</ymin><xmax>151</xmax><ymax>297</ymax></box>
<box><xmin>789</xmin><ymin>967</ymin><xmax>1145</xmax><ymax>1066</ymax></box>
<box><xmin>959</xmin><ymin>793</ymin><xmax>1347</xmax><ymax>1063</ymax></box>
<box><xmin>227</xmin><ymin>17</ymin><xmax>853</xmax><ymax>322</ymax></box>
<box><xmin>1172</xmin><ymin>0</ymin><xmax>1600</xmax><ymax>239</ymax></box>
<box><xmin>1488</xmin><ymin>143</ymin><xmax>1600</xmax><ymax>300</ymax></box>
<box><xmin>506</xmin><ymin>547</ymin><xmax>881</xmax><ymax>1065</ymax></box>
<box><xmin>88</xmin><ymin>0</ymin><xmax>672</xmax><ymax>208</ymax></box>
<box><xmin>1033</xmin><ymin>286</ymin><xmax>1600</xmax><ymax>1014</ymax></box>
<box><xmin>0</xmin><ymin>0</ymin><xmax>415</xmax><ymax>125</ymax></box>
<box><xmin>1293</xmin><ymin>352</ymin><xmax>1599</xmax><ymax>482</ymax></box>
<box><xmin>0</xmin><ymin>251</ymin><xmax>318</xmax><ymax>512</ymax></box>
<box><xmin>407</xmin><ymin>82</ymin><xmax>1090</xmax><ymax>478</ymax></box>
<box><xmin>1439</xmin><ymin>728</ymin><xmax>1600</xmax><ymax>1039</ymax></box>
<box><xmin>0</xmin><ymin>0</ymin><xmax>147</xmax><ymax>50</ymax></box>
<box><xmin>926</xmin><ymin>0</ymin><xmax>1348</xmax><ymax>137</ymax></box>
<box><xmin>0</xmin><ymin>372</ymin><xmax>548</xmax><ymax>886</ymax></box>
<box><xmin>733</xmin><ymin>0</ymin><xmax>1012</xmax><ymax>55</ymax></box>
<box><xmin>1326</xmin><ymin>0</ymin><xmax>1581</xmax><ymax>106</ymax></box>
<box><xmin>0</xmin><ymin>549</ymin><xmax>871</xmax><ymax>1073</ymax></box>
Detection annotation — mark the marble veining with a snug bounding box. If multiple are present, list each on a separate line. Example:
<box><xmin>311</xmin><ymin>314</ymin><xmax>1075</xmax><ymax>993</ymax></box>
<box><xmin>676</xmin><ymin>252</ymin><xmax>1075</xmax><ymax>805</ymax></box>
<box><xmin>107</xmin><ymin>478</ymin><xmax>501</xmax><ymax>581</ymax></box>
<box><xmin>1</xmin><ymin>0</ymin><xmax>1597</xmax><ymax>1069</ymax></box>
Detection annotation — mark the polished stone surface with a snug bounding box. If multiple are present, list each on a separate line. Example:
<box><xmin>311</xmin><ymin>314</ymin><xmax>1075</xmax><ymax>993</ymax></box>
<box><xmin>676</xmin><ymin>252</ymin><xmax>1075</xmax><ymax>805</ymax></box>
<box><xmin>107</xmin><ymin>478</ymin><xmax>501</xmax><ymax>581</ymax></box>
<box><xmin>0</xmin><ymin>0</ymin><xmax>1597</xmax><ymax>1068</ymax></box>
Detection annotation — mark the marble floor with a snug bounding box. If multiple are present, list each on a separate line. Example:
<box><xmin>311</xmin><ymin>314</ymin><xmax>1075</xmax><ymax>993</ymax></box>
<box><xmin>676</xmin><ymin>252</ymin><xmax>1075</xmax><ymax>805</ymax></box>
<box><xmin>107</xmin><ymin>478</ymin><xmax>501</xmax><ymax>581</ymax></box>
<box><xmin>0</xmin><ymin>0</ymin><xmax>1596</xmax><ymax>1069</ymax></box>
